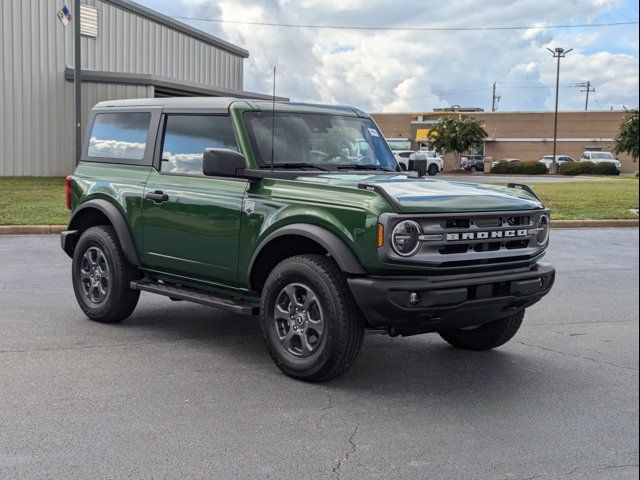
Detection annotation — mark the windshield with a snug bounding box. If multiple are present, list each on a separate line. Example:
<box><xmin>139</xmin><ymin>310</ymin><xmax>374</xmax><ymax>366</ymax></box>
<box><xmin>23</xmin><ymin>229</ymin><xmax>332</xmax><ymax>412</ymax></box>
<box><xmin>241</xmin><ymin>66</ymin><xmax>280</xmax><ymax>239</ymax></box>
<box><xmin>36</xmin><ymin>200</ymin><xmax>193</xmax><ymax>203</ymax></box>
<box><xmin>591</xmin><ymin>152</ymin><xmax>614</xmax><ymax>160</ymax></box>
<box><xmin>243</xmin><ymin>112</ymin><xmax>398</xmax><ymax>170</ymax></box>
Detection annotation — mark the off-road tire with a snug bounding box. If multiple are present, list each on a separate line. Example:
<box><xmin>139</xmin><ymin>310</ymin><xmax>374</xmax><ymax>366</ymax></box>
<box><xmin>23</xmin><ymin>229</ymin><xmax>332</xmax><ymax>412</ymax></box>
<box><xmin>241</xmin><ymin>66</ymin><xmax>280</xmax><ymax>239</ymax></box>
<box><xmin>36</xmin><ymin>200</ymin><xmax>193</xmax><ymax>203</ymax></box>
<box><xmin>438</xmin><ymin>309</ymin><xmax>525</xmax><ymax>350</ymax></box>
<box><xmin>260</xmin><ymin>254</ymin><xmax>365</xmax><ymax>382</ymax></box>
<box><xmin>427</xmin><ymin>164</ymin><xmax>439</xmax><ymax>176</ymax></box>
<box><xmin>470</xmin><ymin>165</ymin><xmax>478</xmax><ymax>173</ymax></box>
<box><xmin>72</xmin><ymin>225</ymin><xmax>140</xmax><ymax>323</ymax></box>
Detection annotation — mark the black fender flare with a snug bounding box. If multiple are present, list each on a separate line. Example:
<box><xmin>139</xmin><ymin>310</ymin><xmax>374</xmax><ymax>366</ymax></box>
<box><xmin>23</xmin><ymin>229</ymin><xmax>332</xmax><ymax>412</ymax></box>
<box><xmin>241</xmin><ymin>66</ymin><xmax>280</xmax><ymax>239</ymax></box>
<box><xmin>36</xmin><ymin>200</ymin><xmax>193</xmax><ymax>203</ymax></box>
<box><xmin>66</xmin><ymin>199</ymin><xmax>141</xmax><ymax>266</ymax></box>
<box><xmin>247</xmin><ymin>223</ymin><xmax>367</xmax><ymax>283</ymax></box>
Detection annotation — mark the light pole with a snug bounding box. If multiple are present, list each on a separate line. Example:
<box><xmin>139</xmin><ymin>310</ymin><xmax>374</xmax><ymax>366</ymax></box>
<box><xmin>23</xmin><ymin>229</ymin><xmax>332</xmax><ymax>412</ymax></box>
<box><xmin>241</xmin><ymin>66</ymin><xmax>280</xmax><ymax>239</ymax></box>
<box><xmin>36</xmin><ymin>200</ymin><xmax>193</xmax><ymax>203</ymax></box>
<box><xmin>547</xmin><ymin>47</ymin><xmax>572</xmax><ymax>174</ymax></box>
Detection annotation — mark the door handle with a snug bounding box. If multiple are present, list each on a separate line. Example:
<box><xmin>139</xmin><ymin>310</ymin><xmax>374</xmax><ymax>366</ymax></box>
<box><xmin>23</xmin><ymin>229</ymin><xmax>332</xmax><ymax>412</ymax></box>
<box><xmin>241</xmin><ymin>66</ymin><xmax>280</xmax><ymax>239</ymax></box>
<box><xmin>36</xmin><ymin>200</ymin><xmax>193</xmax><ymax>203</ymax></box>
<box><xmin>146</xmin><ymin>191</ymin><xmax>169</xmax><ymax>203</ymax></box>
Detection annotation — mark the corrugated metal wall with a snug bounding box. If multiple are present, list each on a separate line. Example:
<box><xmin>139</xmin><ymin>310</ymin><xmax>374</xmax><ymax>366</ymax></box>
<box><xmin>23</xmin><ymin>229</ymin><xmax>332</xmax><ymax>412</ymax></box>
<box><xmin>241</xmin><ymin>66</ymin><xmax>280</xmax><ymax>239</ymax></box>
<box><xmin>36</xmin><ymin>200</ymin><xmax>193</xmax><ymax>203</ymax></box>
<box><xmin>0</xmin><ymin>0</ymin><xmax>245</xmax><ymax>176</ymax></box>
<box><xmin>82</xmin><ymin>0</ymin><xmax>243</xmax><ymax>90</ymax></box>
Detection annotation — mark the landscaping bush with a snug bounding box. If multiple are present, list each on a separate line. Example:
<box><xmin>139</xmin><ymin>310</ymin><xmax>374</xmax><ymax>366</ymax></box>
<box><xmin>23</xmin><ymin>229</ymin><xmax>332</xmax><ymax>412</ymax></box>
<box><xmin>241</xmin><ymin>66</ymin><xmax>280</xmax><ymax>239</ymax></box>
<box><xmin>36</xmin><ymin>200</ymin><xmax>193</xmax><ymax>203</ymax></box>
<box><xmin>558</xmin><ymin>161</ymin><xmax>591</xmax><ymax>175</ymax></box>
<box><xmin>491</xmin><ymin>160</ymin><xmax>548</xmax><ymax>175</ymax></box>
<box><xmin>592</xmin><ymin>162</ymin><xmax>620</xmax><ymax>175</ymax></box>
<box><xmin>559</xmin><ymin>161</ymin><xmax>619</xmax><ymax>176</ymax></box>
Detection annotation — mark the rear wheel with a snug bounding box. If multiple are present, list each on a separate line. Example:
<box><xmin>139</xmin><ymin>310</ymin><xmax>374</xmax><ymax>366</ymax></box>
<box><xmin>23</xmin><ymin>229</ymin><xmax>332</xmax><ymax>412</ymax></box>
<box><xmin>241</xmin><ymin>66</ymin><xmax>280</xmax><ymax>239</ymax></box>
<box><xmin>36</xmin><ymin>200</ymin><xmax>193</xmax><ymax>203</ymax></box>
<box><xmin>470</xmin><ymin>165</ymin><xmax>478</xmax><ymax>173</ymax></box>
<box><xmin>260</xmin><ymin>254</ymin><xmax>365</xmax><ymax>382</ymax></box>
<box><xmin>72</xmin><ymin>225</ymin><xmax>140</xmax><ymax>323</ymax></box>
<box><xmin>427</xmin><ymin>164</ymin><xmax>439</xmax><ymax>176</ymax></box>
<box><xmin>438</xmin><ymin>309</ymin><xmax>525</xmax><ymax>350</ymax></box>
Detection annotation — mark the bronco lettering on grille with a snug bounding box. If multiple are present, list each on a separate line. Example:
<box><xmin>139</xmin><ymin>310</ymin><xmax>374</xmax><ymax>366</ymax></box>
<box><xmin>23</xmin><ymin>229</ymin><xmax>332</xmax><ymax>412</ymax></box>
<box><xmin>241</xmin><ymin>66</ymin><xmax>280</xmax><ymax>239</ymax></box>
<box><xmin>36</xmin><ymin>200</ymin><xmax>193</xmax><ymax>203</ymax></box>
<box><xmin>445</xmin><ymin>229</ymin><xmax>529</xmax><ymax>241</ymax></box>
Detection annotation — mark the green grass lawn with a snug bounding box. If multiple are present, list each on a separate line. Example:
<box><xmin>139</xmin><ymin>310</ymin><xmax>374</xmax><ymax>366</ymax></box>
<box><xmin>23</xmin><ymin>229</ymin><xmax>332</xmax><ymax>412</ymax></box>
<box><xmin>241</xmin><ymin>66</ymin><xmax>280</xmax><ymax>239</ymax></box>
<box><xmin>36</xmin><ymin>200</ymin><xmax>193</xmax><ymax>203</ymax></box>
<box><xmin>0</xmin><ymin>177</ymin><xmax>69</xmax><ymax>225</ymax></box>
<box><xmin>527</xmin><ymin>178</ymin><xmax>639</xmax><ymax>220</ymax></box>
<box><xmin>0</xmin><ymin>176</ymin><xmax>638</xmax><ymax>225</ymax></box>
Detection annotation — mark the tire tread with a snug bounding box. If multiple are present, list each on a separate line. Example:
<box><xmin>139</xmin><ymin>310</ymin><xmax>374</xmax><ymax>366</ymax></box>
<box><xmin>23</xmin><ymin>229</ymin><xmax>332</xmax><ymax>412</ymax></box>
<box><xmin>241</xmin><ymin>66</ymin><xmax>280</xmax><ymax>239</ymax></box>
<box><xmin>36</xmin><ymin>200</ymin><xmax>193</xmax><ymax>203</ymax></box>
<box><xmin>260</xmin><ymin>254</ymin><xmax>364</xmax><ymax>382</ymax></box>
<box><xmin>439</xmin><ymin>309</ymin><xmax>525</xmax><ymax>351</ymax></box>
<box><xmin>72</xmin><ymin>225</ymin><xmax>139</xmax><ymax>323</ymax></box>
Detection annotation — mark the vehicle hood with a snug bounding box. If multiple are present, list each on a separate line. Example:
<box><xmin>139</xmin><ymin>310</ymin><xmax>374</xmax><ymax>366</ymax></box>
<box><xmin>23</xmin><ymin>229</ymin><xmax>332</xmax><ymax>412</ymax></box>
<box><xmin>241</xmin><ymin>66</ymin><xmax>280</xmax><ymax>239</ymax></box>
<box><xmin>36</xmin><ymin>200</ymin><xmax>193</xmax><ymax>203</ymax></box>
<box><xmin>297</xmin><ymin>173</ymin><xmax>544</xmax><ymax>213</ymax></box>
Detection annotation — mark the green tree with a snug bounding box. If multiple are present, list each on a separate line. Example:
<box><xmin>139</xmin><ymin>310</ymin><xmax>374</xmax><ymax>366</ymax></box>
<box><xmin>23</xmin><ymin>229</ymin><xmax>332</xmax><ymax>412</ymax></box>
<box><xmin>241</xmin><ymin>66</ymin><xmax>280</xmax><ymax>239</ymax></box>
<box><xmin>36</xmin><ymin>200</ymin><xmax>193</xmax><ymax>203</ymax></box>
<box><xmin>613</xmin><ymin>109</ymin><xmax>639</xmax><ymax>163</ymax></box>
<box><xmin>427</xmin><ymin>115</ymin><xmax>487</xmax><ymax>170</ymax></box>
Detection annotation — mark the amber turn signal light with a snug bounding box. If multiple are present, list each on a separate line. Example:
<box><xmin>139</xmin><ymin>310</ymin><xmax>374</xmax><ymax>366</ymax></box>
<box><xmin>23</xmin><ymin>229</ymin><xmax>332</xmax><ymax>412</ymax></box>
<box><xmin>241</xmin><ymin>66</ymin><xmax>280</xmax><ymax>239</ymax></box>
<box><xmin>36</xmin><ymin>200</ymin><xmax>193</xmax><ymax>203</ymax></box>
<box><xmin>377</xmin><ymin>224</ymin><xmax>384</xmax><ymax>248</ymax></box>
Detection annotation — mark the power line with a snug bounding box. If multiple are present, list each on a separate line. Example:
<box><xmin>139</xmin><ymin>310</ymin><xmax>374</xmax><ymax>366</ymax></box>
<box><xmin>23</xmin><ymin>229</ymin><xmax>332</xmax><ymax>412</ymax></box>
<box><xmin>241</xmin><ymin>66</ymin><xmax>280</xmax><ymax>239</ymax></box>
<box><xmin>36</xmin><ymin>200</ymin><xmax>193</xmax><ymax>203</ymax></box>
<box><xmin>391</xmin><ymin>85</ymin><xmax>491</xmax><ymax>102</ymax></box>
<box><xmin>372</xmin><ymin>82</ymin><xmax>586</xmax><ymax>105</ymax></box>
<box><xmin>175</xmin><ymin>17</ymin><xmax>639</xmax><ymax>32</ymax></box>
<box><xmin>500</xmin><ymin>84</ymin><xmax>577</xmax><ymax>89</ymax></box>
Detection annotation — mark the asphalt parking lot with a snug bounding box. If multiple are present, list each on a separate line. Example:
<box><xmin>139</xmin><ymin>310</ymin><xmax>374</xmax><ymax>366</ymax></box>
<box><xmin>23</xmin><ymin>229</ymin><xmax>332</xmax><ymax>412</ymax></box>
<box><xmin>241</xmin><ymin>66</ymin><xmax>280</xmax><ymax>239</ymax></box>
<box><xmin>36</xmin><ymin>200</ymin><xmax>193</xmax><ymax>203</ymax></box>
<box><xmin>1</xmin><ymin>230</ymin><xmax>638</xmax><ymax>479</ymax></box>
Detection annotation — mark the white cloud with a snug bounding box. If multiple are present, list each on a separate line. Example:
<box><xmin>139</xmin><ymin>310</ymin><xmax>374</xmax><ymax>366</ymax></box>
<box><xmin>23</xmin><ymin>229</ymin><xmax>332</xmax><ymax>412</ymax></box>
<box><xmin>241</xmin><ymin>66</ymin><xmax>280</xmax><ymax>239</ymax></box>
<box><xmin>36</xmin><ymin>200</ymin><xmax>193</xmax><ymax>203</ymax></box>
<box><xmin>88</xmin><ymin>138</ymin><xmax>146</xmax><ymax>159</ymax></box>
<box><xmin>143</xmin><ymin>0</ymin><xmax>639</xmax><ymax>112</ymax></box>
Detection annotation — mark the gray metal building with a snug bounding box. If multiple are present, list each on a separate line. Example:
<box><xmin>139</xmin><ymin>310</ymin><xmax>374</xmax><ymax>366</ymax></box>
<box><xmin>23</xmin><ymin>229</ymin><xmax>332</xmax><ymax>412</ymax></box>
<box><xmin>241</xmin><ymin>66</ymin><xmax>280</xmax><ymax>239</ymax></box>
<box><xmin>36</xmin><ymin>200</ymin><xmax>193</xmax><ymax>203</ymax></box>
<box><xmin>1</xmin><ymin>0</ymin><xmax>267</xmax><ymax>176</ymax></box>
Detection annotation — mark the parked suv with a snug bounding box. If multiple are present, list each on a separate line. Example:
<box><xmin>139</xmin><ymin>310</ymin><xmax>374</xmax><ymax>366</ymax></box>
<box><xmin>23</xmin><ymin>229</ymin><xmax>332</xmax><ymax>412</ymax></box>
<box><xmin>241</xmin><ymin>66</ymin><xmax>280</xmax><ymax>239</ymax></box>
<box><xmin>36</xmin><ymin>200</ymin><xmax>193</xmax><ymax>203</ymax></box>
<box><xmin>62</xmin><ymin>97</ymin><xmax>555</xmax><ymax>382</ymax></box>
<box><xmin>461</xmin><ymin>155</ymin><xmax>485</xmax><ymax>172</ymax></box>
<box><xmin>579</xmin><ymin>151</ymin><xmax>622</xmax><ymax>173</ymax></box>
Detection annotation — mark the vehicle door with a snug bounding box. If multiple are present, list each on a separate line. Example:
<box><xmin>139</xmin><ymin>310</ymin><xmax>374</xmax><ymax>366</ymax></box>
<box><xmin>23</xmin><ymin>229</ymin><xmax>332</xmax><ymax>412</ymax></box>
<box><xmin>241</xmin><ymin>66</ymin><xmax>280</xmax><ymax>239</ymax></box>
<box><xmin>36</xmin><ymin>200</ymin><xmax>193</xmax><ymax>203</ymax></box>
<box><xmin>142</xmin><ymin>113</ymin><xmax>248</xmax><ymax>286</ymax></box>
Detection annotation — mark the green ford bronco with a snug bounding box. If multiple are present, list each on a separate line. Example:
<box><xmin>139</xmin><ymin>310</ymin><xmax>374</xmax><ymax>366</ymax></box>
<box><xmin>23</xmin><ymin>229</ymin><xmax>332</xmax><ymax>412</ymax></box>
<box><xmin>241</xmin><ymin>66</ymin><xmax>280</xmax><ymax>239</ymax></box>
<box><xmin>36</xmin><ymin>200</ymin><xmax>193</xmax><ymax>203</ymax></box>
<box><xmin>61</xmin><ymin>97</ymin><xmax>555</xmax><ymax>382</ymax></box>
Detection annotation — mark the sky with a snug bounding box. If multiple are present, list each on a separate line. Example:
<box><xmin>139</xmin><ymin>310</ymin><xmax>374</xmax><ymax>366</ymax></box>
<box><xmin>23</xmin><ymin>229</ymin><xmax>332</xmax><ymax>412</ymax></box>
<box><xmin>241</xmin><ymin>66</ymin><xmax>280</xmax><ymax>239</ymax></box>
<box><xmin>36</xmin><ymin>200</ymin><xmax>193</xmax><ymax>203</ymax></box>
<box><xmin>136</xmin><ymin>0</ymin><xmax>639</xmax><ymax>113</ymax></box>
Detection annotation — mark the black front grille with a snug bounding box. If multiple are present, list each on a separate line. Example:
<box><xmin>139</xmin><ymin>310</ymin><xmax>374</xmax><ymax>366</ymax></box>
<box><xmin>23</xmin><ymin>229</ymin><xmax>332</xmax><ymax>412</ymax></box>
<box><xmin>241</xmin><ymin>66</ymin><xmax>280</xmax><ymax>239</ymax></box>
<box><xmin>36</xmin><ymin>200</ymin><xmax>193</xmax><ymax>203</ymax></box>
<box><xmin>381</xmin><ymin>209</ymin><xmax>549</xmax><ymax>267</ymax></box>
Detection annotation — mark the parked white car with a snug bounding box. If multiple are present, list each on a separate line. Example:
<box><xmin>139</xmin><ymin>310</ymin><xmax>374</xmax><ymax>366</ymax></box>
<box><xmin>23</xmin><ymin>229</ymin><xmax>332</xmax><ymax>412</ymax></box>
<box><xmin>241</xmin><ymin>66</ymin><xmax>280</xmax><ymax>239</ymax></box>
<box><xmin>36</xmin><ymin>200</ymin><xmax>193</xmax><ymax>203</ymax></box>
<box><xmin>539</xmin><ymin>155</ymin><xmax>575</xmax><ymax>171</ymax></box>
<box><xmin>394</xmin><ymin>150</ymin><xmax>443</xmax><ymax>176</ymax></box>
<box><xmin>579</xmin><ymin>151</ymin><xmax>622</xmax><ymax>173</ymax></box>
<box><xmin>491</xmin><ymin>158</ymin><xmax>522</xmax><ymax>168</ymax></box>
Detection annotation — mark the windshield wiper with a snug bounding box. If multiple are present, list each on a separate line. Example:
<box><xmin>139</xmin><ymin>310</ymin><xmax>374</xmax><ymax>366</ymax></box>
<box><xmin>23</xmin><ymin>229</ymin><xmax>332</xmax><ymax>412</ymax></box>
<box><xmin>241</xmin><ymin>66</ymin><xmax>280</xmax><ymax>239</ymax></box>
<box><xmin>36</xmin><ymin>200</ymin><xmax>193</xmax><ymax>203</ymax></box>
<box><xmin>260</xmin><ymin>162</ymin><xmax>330</xmax><ymax>171</ymax></box>
<box><xmin>337</xmin><ymin>164</ymin><xmax>395</xmax><ymax>172</ymax></box>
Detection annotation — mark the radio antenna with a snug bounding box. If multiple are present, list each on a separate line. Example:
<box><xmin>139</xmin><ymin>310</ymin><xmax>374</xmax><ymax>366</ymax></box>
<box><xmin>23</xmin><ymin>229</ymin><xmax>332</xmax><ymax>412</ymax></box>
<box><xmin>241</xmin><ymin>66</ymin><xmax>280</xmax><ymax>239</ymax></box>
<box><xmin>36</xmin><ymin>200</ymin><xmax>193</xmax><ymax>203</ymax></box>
<box><xmin>270</xmin><ymin>66</ymin><xmax>276</xmax><ymax>172</ymax></box>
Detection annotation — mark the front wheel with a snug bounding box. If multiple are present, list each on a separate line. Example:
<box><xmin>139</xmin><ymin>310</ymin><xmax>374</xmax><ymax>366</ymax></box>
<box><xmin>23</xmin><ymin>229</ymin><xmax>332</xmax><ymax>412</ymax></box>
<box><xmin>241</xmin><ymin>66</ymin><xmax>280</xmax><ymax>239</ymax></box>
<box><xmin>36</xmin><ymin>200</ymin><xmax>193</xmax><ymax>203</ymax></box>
<box><xmin>427</xmin><ymin>164</ymin><xmax>439</xmax><ymax>176</ymax></box>
<box><xmin>260</xmin><ymin>254</ymin><xmax>365</xmax><ymax>382</ymax></box>
<box><xmin>470</xmin><ymin>165</ymin><xmax>478</xmax><ymax>173</ymax></box>
<box><xmin>72</xmin><ymin>225</ymin><xmax>140</xmax><ymax>323</ymax></box>
<box><xmin>438</xmin><ymin>309</ymin><xmax>524</xmax><ymax>350</ymax></box>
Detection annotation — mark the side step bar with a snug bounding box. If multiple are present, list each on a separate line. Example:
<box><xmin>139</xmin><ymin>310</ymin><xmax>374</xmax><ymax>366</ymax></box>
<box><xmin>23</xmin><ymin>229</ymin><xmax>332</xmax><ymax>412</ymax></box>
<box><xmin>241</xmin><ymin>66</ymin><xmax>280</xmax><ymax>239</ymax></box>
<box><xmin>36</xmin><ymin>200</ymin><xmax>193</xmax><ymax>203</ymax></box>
<box><xmin>130</xmin><ymin>279</ymin><xmax>259</xmax><ymax>316</ymax></box>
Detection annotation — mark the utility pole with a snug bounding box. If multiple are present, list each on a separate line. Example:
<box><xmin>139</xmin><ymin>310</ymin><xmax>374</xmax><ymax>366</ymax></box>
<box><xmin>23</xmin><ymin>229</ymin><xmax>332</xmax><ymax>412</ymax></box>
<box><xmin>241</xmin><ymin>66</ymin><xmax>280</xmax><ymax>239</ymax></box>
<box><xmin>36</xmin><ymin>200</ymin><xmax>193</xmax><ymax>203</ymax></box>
<box><xmin>74</xmin><ymin>0</ymin><xmax>82</xmax><ymax>164</ymax></box>
<box><xmin>578</xmin><ymin>81</ymin><xmax>595</xmax><ymax>111</ymax></box>
<box><xmin>547</xmin><ymin>47</ymin><xmax>572</xmax><ymax>174</ymax></box>
<box><xmin>491</xmin><ymin>82</ymin><xmax>500</xmax><ymax>112</ymax></box>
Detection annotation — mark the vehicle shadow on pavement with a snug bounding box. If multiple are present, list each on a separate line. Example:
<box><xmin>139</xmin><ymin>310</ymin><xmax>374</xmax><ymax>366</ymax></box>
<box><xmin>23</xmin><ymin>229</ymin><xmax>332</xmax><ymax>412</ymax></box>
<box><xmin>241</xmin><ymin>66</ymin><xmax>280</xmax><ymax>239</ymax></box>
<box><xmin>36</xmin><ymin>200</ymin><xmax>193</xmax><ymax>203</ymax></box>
<box><xmin>117</xmin><ymin>298</ymin><xmax>568</xmax><ymax>401</ymax></box>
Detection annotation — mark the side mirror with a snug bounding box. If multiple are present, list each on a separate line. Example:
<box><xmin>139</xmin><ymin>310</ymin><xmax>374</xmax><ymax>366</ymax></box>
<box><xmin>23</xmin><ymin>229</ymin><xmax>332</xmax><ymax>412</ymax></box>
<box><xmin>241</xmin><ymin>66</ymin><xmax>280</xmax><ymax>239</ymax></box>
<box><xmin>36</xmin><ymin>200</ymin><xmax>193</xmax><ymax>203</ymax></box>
<box><xmin>203</xmin><ymin>148</ymin><xmax>246</xmax><ymax>177</ymax></box>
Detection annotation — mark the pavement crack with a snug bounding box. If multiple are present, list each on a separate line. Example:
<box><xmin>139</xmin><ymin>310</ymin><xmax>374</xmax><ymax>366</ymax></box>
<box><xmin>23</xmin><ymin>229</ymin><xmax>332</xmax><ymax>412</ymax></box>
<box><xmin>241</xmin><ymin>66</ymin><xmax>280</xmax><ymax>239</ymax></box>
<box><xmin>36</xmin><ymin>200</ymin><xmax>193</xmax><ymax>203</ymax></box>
<box><xmin>321</xmin><ymin>391</ymin><xmax>333</xmax><ymax>411</ymax></box>
<box><xmin>517</xmin><ymin>341</ymin><xmax>638</xmax><ymax>371</ymax></box>
<box><xmin>332</xmin><ymin>425</ymin><xmax>358</xmax><ymax>480</ymax></box>
<box><xmin>513</xmin><ymin>462</ymin><xmax>639</xmax><ymax>479</ymax></box>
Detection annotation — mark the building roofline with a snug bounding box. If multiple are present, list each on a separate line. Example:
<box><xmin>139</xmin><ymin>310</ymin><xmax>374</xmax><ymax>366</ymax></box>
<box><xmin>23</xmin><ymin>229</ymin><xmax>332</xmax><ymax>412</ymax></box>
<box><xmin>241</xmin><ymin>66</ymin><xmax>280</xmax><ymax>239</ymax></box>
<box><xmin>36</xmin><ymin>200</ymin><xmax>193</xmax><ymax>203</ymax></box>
<box><xmin>64</xmin><ymin>68</ymin><xmax>287</xmax><ymax>101</ymax></box>
<box><xmin>103</xmin><ymin>0</ymin><xmax>249</xmax><ymax>58</ymax></box>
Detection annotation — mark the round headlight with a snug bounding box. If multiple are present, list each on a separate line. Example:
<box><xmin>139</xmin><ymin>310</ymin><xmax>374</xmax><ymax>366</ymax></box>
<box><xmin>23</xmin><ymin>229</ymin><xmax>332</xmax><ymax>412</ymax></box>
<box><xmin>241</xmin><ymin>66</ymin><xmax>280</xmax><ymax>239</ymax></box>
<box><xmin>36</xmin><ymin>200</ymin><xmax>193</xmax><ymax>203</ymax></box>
<box><xmin>391</xmin><ymin>220</ymin><xmax>422</xmax><ymax>256</ymax></box>
<box><xmin>536</xmin><ymin>215</ymin><xmax>550</xmax><ymax>245</ymax></box>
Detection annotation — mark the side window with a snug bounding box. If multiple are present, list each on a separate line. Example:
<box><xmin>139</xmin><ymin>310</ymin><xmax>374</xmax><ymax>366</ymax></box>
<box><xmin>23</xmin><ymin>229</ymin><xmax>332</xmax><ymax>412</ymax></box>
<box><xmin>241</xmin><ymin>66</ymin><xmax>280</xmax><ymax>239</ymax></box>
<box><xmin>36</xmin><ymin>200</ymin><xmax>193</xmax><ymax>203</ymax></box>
<box><xmin>88</xmin><ymin>112</ymin><xmax>151</xmax><ymax>160</ymax></box>
<box><xmin>161</xmin><ymin>115</ymin><xmax>238</xmax><ymax>175</ymax></box>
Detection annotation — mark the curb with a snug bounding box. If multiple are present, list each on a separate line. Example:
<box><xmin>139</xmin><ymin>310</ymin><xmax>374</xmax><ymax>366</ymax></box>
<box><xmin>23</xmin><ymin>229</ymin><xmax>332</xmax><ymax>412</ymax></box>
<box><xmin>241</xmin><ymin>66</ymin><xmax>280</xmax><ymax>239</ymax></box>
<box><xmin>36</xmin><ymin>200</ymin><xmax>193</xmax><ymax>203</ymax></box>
<box><xmin>552</xmin><ymin>219</ymin><xmax>639</xmax><ymax>228</ymax></box>
<box><xmin>0</xmin><ymin>225</ymin><xmax>67</xmax><ymax>235</ymax></box>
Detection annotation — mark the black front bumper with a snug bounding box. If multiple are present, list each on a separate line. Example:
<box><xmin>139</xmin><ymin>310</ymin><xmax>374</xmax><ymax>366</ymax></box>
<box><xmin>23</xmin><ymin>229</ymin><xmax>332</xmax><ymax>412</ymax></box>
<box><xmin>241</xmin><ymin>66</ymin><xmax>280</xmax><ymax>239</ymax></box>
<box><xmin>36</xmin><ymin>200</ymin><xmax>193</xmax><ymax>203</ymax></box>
<box><xmin>347</xmin><ymin>263</ymin><xmax>555</xmax><ymax>334</ymax></box>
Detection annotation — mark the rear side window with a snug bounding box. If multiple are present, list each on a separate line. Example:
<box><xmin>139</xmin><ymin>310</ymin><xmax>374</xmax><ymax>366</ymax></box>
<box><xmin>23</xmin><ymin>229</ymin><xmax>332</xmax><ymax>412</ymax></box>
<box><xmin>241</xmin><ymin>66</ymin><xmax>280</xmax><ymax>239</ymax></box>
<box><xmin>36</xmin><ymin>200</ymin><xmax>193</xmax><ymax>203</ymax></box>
<box><xmin>160</xmin><ymin>115</ymin><xmax>238</xmax><ymax>175</ymax></box>
<box><xmin>88</xmin><ymin>112</ymin><xmax>151</xmax><ymax>160</ymax></box>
